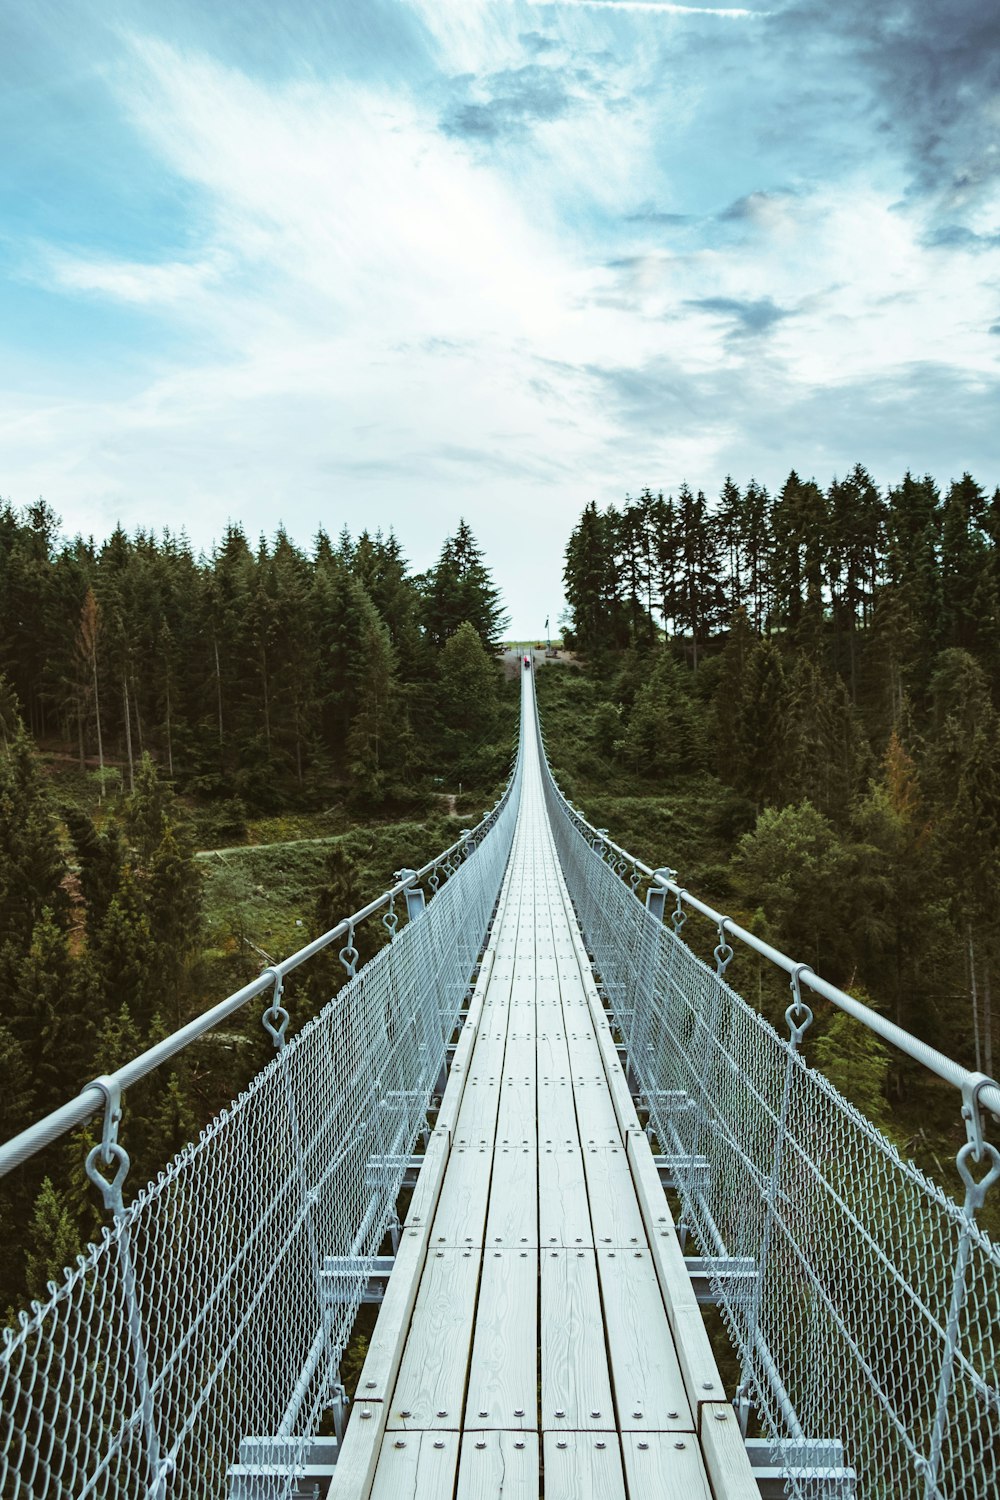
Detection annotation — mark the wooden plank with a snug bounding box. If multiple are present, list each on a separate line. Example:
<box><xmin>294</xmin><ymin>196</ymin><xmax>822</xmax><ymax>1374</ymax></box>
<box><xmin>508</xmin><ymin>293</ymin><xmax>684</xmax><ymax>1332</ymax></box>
<box><xmin>369</xmin><ymin>1428</ymin><xmax>460</xmax><ymax>1500</ymax></box>
<box><xmin>571</xmin><ymin>1077</ymin><xmax>625</xmax><ymax>1144</ymax></box>
<box><xmin>465</xmin><ymin>1248</ymin><xmax>537</xmax><ymax>1429</ymax></box>
<box><xmin>455</xmin><ymin>1430</ymin><xmax>540</xmax><ymax>1500</ymax></box>
<box><xmin>429</xmin><ymin>1140</ymin><xmax>495</xmax><ymax>1247</ymax></box>
<box><xmin>541</xmin><ymin>1250</ymin><xmax>614</xmax><ymax>1430</ymax></box>
<box><xmin>620</xmin><ymin>1431</ymin><xmax>714</xmax><ymax>1500</ymax></box>
<box><xmin>698</xmin><ymin>1405</ymin><xmax>760</xmax><ymax>1499</ymax></box>
<box><xmin>326</xmin><ymin>1401</ymin><xmax>384</xmax><ymax>1500</ymax></box>
<box><xmin>542</xmin><ymin>1432</ymin><xmax>626</xmax><ymax>1500</ymax></box>
<box><xmin>484</xmin><ymin>1132</ymin><xmax>537</xmax><ymax>1247</ymax></box>
<box><xmin>538</xmin><ymin>1142</ymin><xmax>593</xmax><ymax>1248</ymax></box>
<box><xmin>582</xmin><ymin>1145</ymin><xmax>647</xmax><ymax>1248</ymax></box>
<box><xmin>437</xmin><ymin>945</ymin><xmax>496</xmax><ymax>1136</ymax></box>
<box><xmin>354</xmin><ymin>1225</ymin><xmax>431</xmax><ymax>1403</ymax></box>
<box><xmin>403</xmin><ymin>1126</ymin><xmax>451</xmax><ymax>1232</ymax></box>
<box><xmin>387</xmin><ymin>1248</ymin><xmax>481</xmax><ymax>1429</ymax></box>
<box><xmin>625</xmin><ymin>1129</ymin><xmax>726</xmax><ymax>1408</ymax></box>
<box><xmin>596</xmin><ymin>1246</ymin><xmax>692</xmax><ymax>1432</ymax></box>
<box><xmin>536</xmin><ymin>1074</ymin><xmax>580</xmax><ymax>1143</ymax></box>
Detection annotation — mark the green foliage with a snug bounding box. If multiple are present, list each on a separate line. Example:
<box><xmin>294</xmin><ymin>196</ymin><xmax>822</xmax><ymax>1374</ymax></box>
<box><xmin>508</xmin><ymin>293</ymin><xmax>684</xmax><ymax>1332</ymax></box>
<box><xmin>420</xmin><ymin>520</ymin><xmax>508</xmax><ymax>652</ymax></box>
<box><xmin>815</xmin><ymin>998</ymin><xmax>893</xmax><ymax>1135</ymax></box>
<box><xmin>616</xmin><ymin>648</ymin><xmax>708</xmax><ymax>776</ymax></box>
<box><xmin>24</xmin><ymin>1178</ymin><xmax>82</xmax><ymax>1302</ymax></box>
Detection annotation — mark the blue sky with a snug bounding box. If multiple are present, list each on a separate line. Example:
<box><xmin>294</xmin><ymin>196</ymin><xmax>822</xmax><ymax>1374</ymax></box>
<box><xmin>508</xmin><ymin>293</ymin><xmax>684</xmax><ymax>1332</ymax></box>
<box><xmin>1</xmin><ymin>0</ymin><xmax>998</xmax><ymax>634</ymax></box>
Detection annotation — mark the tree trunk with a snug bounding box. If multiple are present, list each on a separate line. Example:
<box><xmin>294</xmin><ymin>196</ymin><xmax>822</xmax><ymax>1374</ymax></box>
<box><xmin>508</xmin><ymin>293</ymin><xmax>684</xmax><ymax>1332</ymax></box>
<box><xmin>165</xmin><ymin>677</ymin><xmax>174</xmax><ymax>779</ymax></box>
<box><xmin>968</xmin><ymin>928</ymin><xmax>982</xmax><ymax>1073</ymax></box>
<box><xmin>983</xmin><ymin>961</ymin><xmax>993</xmax><ymax>1078</ymax></box>
<box><xmin>122</xmin><ymin>674</ymin><xmax>135</xmax><ymax>793</ymax></box>
<box><xmin>213</xmin><ymin>635</ymin><xmax>224</xmax><ymax>746</ymax></box>
<box><xmin>92</xmin><ymin>658</ymin><xmax>104</xmax><ymax>783</ymax></box>
<box><xmin>132</xmin><ymin>673</ymin><xmax>144</xmax><ymax>755</ymax></box>
<box><xmin>261</xmin><ymin>648</ymin><xmax>271</xmax><ymax>753</ymax></box>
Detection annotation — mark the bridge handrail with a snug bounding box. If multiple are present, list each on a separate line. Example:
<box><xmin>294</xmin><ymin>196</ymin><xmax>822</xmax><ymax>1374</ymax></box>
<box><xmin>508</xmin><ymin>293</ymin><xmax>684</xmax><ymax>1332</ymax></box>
<box><xmin>0</xmin><ymin>777</ymin><xmax>517</xmax><ymax>1181</ymax></box>
<box><xmin>535</xmin><ymin>726</ymin><xmax>1000</xmax><ymax>1128</ymax></box>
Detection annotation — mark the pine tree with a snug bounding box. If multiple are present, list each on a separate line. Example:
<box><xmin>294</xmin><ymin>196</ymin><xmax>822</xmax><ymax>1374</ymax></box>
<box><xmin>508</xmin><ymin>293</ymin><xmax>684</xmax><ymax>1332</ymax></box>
<box><xmin>617</xmin><ymin>649</ymin><xmax>707</xmax><ymax>777</ymax></box>
<box><xmin>438</xmin><ymin>622</ymin><xmax>499</xmax><ymax>744</ymax></box>
<box><xmin>420</xmin><ymin>520</ymin><xmax>509</xmax><ymax>651</ymax></box>
<box><xmin>735</xmin><ymin>639</ymin><xmax>791</xmax><ymax>809</ymax></box>
<box><xmin>90</xmin><ymin>870</ymin><xmax>155</xmax><ymax>1029</ymax></box>
<box><xmin>24</xmin><ymin>1177</ymin><xmax>83</xmax><ymax>1301</ymax></box>
<box><xmin>0</xmin><ymin>724</ymin><xmax>68</xmax><ymax>969</ymax></box>
<box><xmin>815</xmin><ymin>998</ymin><xmax>893</xmax><ymax>1133</ymax></box>
<box><xmin>347</xmin><ymin>600</ymin><xmax>409</xmax><ymax>800</ymax></box>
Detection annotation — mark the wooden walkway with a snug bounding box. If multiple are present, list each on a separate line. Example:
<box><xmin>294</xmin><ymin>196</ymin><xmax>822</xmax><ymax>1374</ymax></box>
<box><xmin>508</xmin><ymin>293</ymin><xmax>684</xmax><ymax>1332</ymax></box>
<box><xmin>331</xmin><ymin>671</ymin><xmax>758</xmax><ymax>1499</ymax></box>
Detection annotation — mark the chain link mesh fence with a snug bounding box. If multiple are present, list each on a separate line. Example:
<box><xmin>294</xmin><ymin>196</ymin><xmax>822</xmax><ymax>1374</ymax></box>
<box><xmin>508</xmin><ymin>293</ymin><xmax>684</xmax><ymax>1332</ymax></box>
<box><xmin>1</xmin><ymin>762</ymin><xmax>520</xmax><ymax>1500</ymax></box>
<box><xmin>539</xmin><ymin>725</ymin><xmax>999</xmax><ymax>1500</ymax></box>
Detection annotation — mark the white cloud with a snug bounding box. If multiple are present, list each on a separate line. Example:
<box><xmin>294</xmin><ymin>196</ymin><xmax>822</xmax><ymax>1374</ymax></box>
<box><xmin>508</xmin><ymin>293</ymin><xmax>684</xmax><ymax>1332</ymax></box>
<box><xmin>2</xmin><ymin>12</ymin><xmax>998</xmax><ymax>633</ymax></box>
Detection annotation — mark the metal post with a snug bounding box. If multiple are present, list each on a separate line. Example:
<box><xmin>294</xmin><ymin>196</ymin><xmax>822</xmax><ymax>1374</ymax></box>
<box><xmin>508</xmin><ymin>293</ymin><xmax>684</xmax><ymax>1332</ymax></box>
<box><xmin>84</xmin><ymin>1078</ymin><xmax>171</xmax><ymax>1498</ymax></box>
<box><xmin>740</xmin><ymin>965</ymin><xmax>813</xmax><ymax>1437</ymax></box>
<box><xmin>921</xmin><ymin>1078</ymin><xmax>1000</xmax><ymax>1499</ymax></box>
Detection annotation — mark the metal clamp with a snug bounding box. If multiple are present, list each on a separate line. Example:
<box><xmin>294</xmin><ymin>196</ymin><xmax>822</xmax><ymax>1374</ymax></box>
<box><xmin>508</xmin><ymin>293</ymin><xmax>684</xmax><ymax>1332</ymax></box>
<box><xmin>382</xmin><ymin>892</ymin><xmax>399</xmax><ymax>940</ymax></box>
<box><xmin>84</xmin><ymin>1075</ymin><xmax>131</xmax><ymax>1215</ymax></box>
<box><xmin>785</xmin><ymin>964</ymin><xmax>814</xmax><ymax>1048</ymax></box>
<box><xmin>339</xmin><ymin>924</ymin><xmax>359</xmax><ymax>978</ymax></box>
<box><xmin>260</xmin><ymin>967</ymin><xmax>290</xmax><ymax>1049</ymax></box>
<box><xmin>672</xmin><ymin>890</ymin><xmax>688</xmax><ymax>933</ymax></box>
<box><xmin>714</xmin><ymin>918</ymin><xmax>735</xmax><ymax>976</ymax></box>
<box><xmin>959</xmin><ymin>1072</ymin><xmax>998</xmax><ymax>1161</ymax></box>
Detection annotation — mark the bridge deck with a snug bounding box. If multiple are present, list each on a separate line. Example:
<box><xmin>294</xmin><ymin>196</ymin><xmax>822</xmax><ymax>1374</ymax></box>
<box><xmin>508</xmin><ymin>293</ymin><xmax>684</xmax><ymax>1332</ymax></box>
<box><xmin>331</xmin><ymin>672</ymin><xmax>757</xmax><ymax>1499</ymax></box>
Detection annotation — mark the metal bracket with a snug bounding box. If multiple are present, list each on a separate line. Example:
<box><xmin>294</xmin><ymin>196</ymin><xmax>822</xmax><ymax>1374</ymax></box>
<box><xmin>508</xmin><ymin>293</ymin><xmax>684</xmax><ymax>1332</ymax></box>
<box><xmin>227</xmin><ymin>1437</ymin><xmax>340</xmax><ymax>1500</ymax></box>
<box><xmin>684</xmin><ymin>1255</ymin><xmax>758</xmax><ymax>1305</ymax></box>
<box><xmin>321</xmin><ymin>1254</ymin><xmax>396</xmax><ymax>1307</ymax></box>
<box><xmin>394</xmin><ymin>869</ymin><xmax>426</xmax><ymax>923</ymax></box>
<box><xmin>959</xmin><ymin>1072</ymin><xmax>998</xmax><ymax>1159</ymax></box>
<box><xmin>743</xmin><ymin>1438</ymin><xmax>857</xmax><ymax>1498</ymax></box>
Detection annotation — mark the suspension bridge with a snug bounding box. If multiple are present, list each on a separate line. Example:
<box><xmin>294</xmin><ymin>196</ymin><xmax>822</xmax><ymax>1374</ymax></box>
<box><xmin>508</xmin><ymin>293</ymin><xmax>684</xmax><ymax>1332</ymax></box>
<box><xmin>1</xmin><ymin>662</ymin><xmax>998</xmax><ymax>1499</ymax></box>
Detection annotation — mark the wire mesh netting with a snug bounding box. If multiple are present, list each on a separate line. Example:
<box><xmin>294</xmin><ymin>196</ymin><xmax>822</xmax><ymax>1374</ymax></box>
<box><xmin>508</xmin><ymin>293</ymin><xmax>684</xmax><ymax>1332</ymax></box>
<box><xmin>1</xmin><ymin>760</ymin><xmax>520</xmax><ymax>1500</ymax></box>
<box><xmin>539</xmin><ymin>731</ymin><xmax>1000</xmax><ymax>1500</ymax></box>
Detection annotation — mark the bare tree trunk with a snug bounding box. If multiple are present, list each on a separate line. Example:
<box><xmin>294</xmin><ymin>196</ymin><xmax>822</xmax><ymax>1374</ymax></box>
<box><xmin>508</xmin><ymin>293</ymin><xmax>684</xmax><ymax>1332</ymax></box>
<box><xmin>77</xmin><ymin>708</ymin><xmax>85</xmax><ymax>770</ymax></box>
<box><xmin>132</xmin><ymin>672</ymin><xmax>144</xmax><ymax>755</ymax></box>
<box><xmin>968</xmin><ymin>928</ymin><xmax>982</xmax><ymax>1073</ymax></box>
<box><xmin>122</xmin><ymin>674</ymin><xmax>135</xmax><ymax>793</ymax></box>
<box><xmin>261</xmin><ymin>649</ymin><xmax>271</xmax><ymax>753</ymax></box>
<box><xmin>983</xmin><ymin>962</ymin><xmax>993</xmax><ymax>1078</ymax></box>
<box><xmin>165</xmin><ymin>677</ymin><xmax>174</xmax><ymax>779</ymax></box>
<box><xmin>92</xmin><ymin>658</ymin><xmax>104</xmax><ymax>783</ymax></box>
<box><xmin>213</xmin><ymin>635</ymin><xmax>224</xmax><ymax>746</ymax></box>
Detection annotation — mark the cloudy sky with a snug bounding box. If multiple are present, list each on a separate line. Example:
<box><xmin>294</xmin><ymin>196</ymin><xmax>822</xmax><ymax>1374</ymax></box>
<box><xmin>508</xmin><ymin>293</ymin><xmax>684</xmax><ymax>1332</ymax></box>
<box><xmin>2</xmin><ymin>1</ymin><xmax>998</xmax><ymax>634</ymax></box>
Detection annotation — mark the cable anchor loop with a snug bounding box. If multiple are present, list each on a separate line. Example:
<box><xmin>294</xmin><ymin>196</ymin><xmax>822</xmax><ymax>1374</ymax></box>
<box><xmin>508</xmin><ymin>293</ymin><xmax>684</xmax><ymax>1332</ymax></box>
<box><xmin>714</xmin><ymin>917</ymin><xmax>735</xmax><ymax>976</ymax></box>
<box><xmin>382</xmin><ymin>891</ymin><xmax>399</xmax><ymax>939</ymax></box>
<box><xmin>84</xmin><ymin>1074</ymin><xmax>131</xmax><ymax>1215</ymax></box>
<box><xmin>260</xmin><ymin>966</ymin><xmax>290</xmax><ymax>1050</ymax></box>
<box><xmin>672</xmin><ymin>890</ymin><xmax>688</xmax><ymax>933</ymax></box>
<box><xmin>785</xmin><ymin>963</ymin><xmax>815</xmax><ymax>1048</ymax></box>
<box><xmin>339</xmin><ymin>922</ymin><xmax>359</xmax><ymax>978</ymax></box>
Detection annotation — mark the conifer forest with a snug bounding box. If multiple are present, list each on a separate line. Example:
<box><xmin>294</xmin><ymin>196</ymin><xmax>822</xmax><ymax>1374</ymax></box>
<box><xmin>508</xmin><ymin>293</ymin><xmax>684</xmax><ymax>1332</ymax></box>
<box><xmin>0</xmin><ymin>507</ymin><xmax>513</xmax><ymax>1313</ymax></box>
<box><xmin>550</xmin><ymin>467</ymin><xmax>999</xmax><ymax>1237</ymax></box>
<box><xmin>2</xmin><ymin>462</ymin><xmax>1000</xmax><ymax>1308</ymax></box>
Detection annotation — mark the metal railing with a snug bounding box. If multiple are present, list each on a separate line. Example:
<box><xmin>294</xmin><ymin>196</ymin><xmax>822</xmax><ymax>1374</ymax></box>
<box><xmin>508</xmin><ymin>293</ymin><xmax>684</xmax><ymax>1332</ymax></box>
<box><xmin>1</xmin><ymin>745</ymin><xmax>522</xmax><ymax>1499</ymax></box>
<box><xmin>533</xmin><ymin>697</ymin><xmax>1000</xmax><ymax>1500</ymax></box>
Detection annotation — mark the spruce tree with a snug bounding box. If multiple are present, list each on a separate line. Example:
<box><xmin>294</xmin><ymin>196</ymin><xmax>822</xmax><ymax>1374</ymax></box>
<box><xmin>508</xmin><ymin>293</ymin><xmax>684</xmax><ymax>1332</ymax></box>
<box><xmin>438</xmin><ymin>621</ymin><xmax>499</xmax><ymax>744</ymax></box>
<box><xmin>24</xmin><ymin>1177</ymin><xmax>83</xmax><ymax>1301</ymax></box>
<box><xmin>420</xmin><ymin>521</ymin><xmax>509</xmax><ymax>651</ymax></box>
